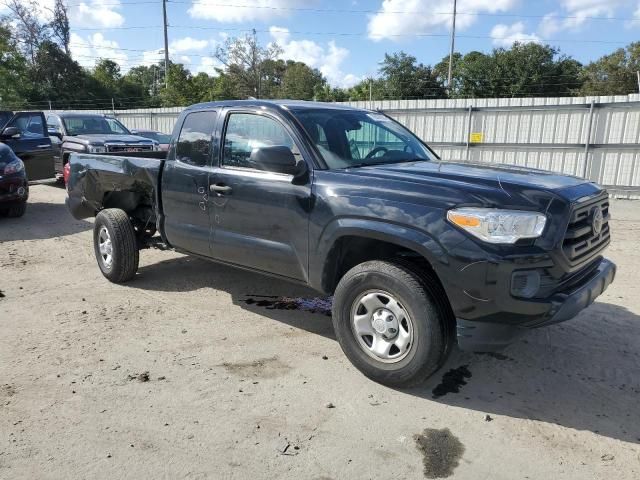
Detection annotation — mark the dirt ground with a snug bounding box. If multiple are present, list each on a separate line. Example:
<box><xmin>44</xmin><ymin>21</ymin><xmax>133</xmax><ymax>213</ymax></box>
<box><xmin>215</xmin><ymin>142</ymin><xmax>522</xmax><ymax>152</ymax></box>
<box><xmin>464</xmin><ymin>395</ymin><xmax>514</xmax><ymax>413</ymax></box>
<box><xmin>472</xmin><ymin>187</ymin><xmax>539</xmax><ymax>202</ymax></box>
<box><xmin>1</xmin><ymin>183</ymin><xmax>639</xmax><ymax>480</ymax></box>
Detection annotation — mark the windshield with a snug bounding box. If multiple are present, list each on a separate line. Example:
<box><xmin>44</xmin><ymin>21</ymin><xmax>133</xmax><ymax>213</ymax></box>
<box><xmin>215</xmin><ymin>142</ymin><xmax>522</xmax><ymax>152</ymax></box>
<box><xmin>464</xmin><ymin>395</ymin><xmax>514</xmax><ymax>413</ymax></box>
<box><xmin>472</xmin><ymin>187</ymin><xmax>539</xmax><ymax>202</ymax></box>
<box><xmin>136</xmin><ymin>131</ymin><xmax>171</xmax><ymax>143</ymax></box>
<box><xmin>291</xmin><ymin>109</ymin><xmax>436</xmax><ymax>169</ymax></box>
<box><xmin>62</xmin><ymin>116</ymin><xmax>130</xmax><ymax>136</ymax></box>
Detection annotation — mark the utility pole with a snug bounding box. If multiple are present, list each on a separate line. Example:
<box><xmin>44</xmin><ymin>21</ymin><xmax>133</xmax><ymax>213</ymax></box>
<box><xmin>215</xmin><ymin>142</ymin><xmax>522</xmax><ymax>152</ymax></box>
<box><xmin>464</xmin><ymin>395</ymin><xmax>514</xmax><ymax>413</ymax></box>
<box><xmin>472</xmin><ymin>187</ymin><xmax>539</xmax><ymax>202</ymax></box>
<box><xmin>447</xmin><ymin>0</ymin><xmax>457</xmax><ymax>92</ymax></box>
<box><xmin>162</xmin><ymin>0</ymin><xmax>169</xmax><ymax>88</ymax></box>
<box><xmin>369</xmin><ymin>79</ymin><xmax>373</xmax><ymax>104</ymax></box>
<box><xmin>637</xmin><ymin>71</ymin><xmax>640</xmax><ymax>94</ymax></box>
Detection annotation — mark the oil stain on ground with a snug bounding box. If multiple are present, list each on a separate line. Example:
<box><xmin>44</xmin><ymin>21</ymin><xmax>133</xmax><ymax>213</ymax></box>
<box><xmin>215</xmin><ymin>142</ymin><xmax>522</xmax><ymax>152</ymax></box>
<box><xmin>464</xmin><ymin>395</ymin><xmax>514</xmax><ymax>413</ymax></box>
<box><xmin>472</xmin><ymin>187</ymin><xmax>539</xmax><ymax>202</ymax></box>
<box><xmin>431</xmin><ymin>365</ymin><xmax>472</xmax><ymax>399</ymax></box>
<box><xmin>414</xmin><ymin>428</ymin><xmax>465</xmax><ymax>478</ymax></box>
<box><xmin>244</xmin><ymin>295</ymin><xmax>333</xmax><ymax>316</ymax></box>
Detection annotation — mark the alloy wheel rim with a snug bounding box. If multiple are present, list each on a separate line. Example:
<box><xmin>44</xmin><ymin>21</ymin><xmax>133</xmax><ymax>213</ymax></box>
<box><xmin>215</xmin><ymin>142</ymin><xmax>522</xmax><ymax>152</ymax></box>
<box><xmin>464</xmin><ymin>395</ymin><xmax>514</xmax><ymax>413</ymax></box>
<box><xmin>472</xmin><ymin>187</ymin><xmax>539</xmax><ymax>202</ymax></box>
<box><xmin>98</xmin><ymin>226</ymin><xmax>113</xmax><ymax>269</ymax></box>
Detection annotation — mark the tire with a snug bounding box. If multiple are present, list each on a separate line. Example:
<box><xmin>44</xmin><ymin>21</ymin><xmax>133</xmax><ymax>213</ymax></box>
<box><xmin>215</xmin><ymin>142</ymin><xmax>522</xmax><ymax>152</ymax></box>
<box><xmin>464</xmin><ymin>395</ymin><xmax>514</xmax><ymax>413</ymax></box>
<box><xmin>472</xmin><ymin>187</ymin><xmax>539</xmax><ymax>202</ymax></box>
<box><xmin>332</xmin><ymin>260</ymin><xmax>449</xmax><ymax>387</ymax></box>
<box><xmin>6</xmin><ymin>201</ymin><xmax>27</xmax><ymax>218</ymax></box>
<box><xmin>93</xmin><ymin>208</ymin><xmax>139</xmax><ymax>283</ymax></box>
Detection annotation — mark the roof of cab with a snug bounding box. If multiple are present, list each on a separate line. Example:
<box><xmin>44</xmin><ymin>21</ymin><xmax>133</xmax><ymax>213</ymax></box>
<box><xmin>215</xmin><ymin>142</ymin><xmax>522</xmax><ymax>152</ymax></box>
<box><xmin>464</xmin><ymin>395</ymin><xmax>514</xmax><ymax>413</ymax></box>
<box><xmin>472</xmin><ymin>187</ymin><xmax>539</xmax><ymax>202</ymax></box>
<box><xmin>184</xmin><ymin>99</ymin><xmax>369</xmax><ymax>113</ymax></box>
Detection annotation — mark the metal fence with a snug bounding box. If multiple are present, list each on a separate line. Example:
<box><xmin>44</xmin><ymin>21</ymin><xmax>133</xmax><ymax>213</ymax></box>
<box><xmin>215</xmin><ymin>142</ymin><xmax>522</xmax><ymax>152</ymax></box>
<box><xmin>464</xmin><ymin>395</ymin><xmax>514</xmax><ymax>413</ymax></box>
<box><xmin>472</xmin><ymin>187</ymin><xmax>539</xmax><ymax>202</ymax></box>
<box><xmin>77</xmin><ymin>94</ymin><xmax>640</xmax><ymax>197</ymax></box>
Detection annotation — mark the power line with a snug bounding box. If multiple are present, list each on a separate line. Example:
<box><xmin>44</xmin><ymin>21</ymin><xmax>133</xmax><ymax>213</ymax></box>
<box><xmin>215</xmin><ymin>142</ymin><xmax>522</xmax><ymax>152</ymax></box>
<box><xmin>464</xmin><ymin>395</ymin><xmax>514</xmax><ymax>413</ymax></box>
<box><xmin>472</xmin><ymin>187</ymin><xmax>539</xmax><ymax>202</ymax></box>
<box><xmin>166</xmin><ymin>25</ymin><xmax>632</xmax><ymax>45</ymax></box>
<box><xmin>169</xmin><ymin>1</ymin><xmax>640</xmax><ymax>22</ymax></box>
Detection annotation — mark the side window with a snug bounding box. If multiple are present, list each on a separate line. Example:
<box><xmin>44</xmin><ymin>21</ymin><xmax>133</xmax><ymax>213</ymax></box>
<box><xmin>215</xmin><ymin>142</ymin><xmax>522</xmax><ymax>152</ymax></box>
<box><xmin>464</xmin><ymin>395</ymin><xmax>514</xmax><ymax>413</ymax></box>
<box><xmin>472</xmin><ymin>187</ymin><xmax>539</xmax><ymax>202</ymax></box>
<box><xmin>222</xmin><ymin>113</ymin><xmax>296</xmax><ymax>170</ymax></box>
<box><xmin>47</xmin><ymin>115</ymin><xmax>60</xmax><ymax>129</ymax></box>
<box><xmin>345</xmin><ymin>119</ymin><xmax>408</xmax><ymax>160</ymax></box>
<box><xmin>10</xmin><ymin>113</ymin><xmax>45</xmax><ymax>138</ymax></box>
<box><xmin>175</xmin><ymin>111</ymin><xmax>217</xmax><ymax>167</ymax></box>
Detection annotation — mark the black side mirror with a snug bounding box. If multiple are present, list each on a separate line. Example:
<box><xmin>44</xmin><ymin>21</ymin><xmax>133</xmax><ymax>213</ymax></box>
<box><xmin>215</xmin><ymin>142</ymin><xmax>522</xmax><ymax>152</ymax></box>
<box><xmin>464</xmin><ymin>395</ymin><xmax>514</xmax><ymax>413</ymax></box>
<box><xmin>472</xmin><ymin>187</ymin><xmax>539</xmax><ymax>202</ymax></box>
<box><xmin>48</xmin><ymin>127</ymin><xmax>62</xmax><ymax>140</ymax></box>
<box><xmin>250</xmin><ymin>145</ymin><xmax>307</xmax><ymax>177</ymax></box>
<box><xmin>1</xmin><ymin>127</ymin><xmax>20</xmax><ymax>139</ymax></box>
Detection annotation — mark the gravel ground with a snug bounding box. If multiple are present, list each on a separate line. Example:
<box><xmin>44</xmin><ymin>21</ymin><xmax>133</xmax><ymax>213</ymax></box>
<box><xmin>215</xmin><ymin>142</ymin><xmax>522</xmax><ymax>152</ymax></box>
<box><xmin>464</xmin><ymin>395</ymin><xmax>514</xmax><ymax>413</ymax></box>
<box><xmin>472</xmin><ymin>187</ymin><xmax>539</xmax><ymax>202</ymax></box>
<box><xmin>1</xmin><ymin>183</ymin><xmax>639</xmax><ymax>480</ymax></box>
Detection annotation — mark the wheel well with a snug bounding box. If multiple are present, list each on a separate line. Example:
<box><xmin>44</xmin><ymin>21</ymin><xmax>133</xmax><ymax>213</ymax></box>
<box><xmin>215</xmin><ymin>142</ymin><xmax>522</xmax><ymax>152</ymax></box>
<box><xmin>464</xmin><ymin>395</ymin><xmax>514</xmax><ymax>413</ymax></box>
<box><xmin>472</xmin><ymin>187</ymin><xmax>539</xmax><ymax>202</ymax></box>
<box><xmin>322</xmin><ymin>236</ymin><xmax>434</xmax><ymax>294</ymax></box>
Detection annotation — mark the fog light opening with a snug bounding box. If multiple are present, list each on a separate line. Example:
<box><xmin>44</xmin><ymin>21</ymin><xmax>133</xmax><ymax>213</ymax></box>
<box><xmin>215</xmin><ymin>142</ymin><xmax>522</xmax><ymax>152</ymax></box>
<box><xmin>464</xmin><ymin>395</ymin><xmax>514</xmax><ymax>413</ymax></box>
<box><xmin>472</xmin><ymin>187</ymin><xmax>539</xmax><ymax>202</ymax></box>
<box><xmin>511</xmin><ymin>271</ymin><xmax>541</xmax><ymax>299</ymax></box>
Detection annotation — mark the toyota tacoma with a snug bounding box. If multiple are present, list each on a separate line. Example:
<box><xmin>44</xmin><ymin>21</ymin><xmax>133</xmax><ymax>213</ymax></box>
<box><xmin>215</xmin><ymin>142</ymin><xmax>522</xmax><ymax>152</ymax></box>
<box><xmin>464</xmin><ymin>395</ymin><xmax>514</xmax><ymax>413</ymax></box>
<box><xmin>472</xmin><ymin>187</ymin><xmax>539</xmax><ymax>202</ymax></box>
<box><xmin>65</xmin><ymin>100</ymin><xmax>616</xmax><ymax>387</ymax></box>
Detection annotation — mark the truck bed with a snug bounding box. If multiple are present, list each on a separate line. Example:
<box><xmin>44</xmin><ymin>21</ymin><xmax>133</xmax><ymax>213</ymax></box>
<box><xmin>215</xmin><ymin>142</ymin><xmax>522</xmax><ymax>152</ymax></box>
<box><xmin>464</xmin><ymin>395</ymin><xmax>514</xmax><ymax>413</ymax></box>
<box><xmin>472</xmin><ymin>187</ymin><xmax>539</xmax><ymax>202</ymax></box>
<box><xmin>66</xmin><ymin>152</ymin><xmax>165</xmax><ymax>220</ymax></box>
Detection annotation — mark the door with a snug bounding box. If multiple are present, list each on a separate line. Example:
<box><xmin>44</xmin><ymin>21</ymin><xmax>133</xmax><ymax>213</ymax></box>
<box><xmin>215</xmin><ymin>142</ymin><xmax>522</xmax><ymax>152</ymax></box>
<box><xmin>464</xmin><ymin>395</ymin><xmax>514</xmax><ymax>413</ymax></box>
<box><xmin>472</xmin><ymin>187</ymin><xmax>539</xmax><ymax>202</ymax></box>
<box><xmin>1</xmin><ymin>112</ymin><xmax>54</xmax><ymax>181</ymax></box>
<box><xmin>210</xmin><ymin>111</ymin><xmax>311</xmax><ymax>281</ymax></box>
<box><xmin>160</xmin><ymin>109</ymin><xmax>218</xmax><ymax>256</ymax></box>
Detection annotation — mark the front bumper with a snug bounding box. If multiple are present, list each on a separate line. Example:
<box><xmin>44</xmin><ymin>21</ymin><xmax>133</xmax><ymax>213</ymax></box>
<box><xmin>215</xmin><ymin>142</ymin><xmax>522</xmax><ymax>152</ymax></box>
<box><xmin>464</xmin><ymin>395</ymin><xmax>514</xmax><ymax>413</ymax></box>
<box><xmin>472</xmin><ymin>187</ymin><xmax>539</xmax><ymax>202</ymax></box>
<box><xmin>457</xmin><ymin>258</ymin><xmax>616</xmax><ymax>351</ymax></box>
<box><xmin>0</xmin><ymin>174</ymin><xmax>29</xmax><ymax>204</ymax></box>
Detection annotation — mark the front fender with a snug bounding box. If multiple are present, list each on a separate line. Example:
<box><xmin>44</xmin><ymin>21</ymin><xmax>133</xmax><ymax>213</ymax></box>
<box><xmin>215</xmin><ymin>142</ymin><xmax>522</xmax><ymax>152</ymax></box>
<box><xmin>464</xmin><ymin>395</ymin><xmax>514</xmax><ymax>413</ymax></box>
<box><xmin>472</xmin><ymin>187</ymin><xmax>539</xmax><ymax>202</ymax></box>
<box><xmin>309</xmin><ymin>216</ymin><xmax>451</xmax><ymax>292</ymax></box>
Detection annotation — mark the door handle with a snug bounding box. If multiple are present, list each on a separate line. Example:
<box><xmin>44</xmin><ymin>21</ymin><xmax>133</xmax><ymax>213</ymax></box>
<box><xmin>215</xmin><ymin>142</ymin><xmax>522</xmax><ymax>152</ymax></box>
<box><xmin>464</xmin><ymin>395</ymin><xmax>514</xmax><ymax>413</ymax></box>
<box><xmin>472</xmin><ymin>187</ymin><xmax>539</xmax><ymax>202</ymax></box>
<box><xmin>210</xmin><ymin>183</ymin><xmax>232</xmax><ymax>194</ymax></box>
<box><xmin>37</xmin><ymin>144</ymin><xmax>51</xmax><ymax>149</ymax></box>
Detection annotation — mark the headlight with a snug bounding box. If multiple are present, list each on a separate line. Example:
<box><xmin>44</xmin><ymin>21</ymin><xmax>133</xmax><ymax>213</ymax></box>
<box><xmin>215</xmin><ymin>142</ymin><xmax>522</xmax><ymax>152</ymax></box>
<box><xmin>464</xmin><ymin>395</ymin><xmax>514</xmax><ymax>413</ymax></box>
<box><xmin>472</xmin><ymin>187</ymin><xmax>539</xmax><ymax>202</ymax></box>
<box><xmin>4</xmin><ymin>159</ymin><xmax>24</xmax><ymax>175</ymax></box>
<box><xmin>447</xmin><ymin>208</ymin><xmax>546</xmax><ymax>244</ymax></box>
<box><xmin>88</xmin><ymin>145</ymin><xmax>106</xmax><ymax>153</ymax></box>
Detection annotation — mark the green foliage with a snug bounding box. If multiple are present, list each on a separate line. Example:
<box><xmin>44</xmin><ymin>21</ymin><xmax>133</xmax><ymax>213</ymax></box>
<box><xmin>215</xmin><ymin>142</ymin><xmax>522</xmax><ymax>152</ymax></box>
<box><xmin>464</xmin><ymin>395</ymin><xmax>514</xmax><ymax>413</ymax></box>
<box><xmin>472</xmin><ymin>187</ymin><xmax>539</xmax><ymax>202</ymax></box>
<box><xmin>437</xmin><ymin>43</ymin><xmax>583</xmax><ymax>98</ymax></box>
<box><xmin>0</xmin><ymin>24</ymin><xmax>30</xmax><ymax>107</ymax></box>
<box><xmin>0</xmin><ymin>2</ymin><xmax>638</xmax><ymax>112</ymax></box>
<box><xmin>580</xmin><ymin>42</ymin><xmax>640</xmax><ymax>96</ymax></box>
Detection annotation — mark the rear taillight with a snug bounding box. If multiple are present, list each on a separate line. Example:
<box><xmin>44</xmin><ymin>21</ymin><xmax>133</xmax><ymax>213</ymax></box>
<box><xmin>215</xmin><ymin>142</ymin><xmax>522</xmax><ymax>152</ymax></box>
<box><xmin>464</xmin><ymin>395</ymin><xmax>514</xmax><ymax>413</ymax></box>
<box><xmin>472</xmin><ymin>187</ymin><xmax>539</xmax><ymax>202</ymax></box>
<box><xmin>63</xmin><ymin>162</ymin><xmax>70</xmax><ymax>189</ymax></box>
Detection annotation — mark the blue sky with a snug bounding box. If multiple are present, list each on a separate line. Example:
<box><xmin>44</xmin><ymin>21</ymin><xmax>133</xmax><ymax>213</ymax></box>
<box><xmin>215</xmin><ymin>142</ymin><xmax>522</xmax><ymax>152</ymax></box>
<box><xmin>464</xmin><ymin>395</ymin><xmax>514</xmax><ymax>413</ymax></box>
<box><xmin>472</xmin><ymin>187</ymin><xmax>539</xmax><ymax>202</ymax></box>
<box><xmin>33</xmin><ymin>0</ymin><xmax>640</xmax><ymax>86</ymax></box>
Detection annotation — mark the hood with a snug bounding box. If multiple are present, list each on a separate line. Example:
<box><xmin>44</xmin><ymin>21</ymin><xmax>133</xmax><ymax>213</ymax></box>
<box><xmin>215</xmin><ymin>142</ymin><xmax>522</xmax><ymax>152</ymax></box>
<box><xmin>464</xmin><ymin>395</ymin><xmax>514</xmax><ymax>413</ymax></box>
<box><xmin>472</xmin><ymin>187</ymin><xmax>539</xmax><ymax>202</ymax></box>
<box><xmin>345</xmin><ymin>160</ymin><xmax>600</xmax><ymax>201</ymax></box>
<box><xmin>68</xmin><ymin>134</ymin><xmax>156</xmax><ymax>145</ymax></box>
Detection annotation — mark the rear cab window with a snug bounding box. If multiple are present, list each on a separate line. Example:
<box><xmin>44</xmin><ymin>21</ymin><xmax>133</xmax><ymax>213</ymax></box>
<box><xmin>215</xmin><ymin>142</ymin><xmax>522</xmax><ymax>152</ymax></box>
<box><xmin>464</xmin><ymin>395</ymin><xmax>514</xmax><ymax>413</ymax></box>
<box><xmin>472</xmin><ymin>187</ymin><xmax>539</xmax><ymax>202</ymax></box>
<box><xmin>175</xmin><ymin>111</ymin><xmax>217</xmax><ymax>167</ymax></box>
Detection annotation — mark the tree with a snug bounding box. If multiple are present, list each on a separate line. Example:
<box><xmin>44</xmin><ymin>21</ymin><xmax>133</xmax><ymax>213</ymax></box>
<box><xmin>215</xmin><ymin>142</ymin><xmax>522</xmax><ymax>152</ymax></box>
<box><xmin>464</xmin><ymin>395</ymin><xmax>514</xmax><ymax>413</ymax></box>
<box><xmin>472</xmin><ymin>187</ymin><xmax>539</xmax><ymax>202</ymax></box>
<box><xmin>48</xmin><ymin>0</ymin><xmax>70</xmax><ymax>56</ymax></box>
<box><xmin>215</xmin><ymin>30</ymin><xmax>282</xmax><ymax>98</ymax></box>
<box><xmin>2</xmin><ymin>0</ymin><xmax>50</xmax><ymax>63</ymax></box>
<box><xmin>0</xmin><ymin>24</ymin><xmax>29</xmax><ymax>107</ymax></box>
<box><xmin>279</xmin><ymin>61</ymin><xmax>326</xmax><ymax>100</ymax></box>
<box><xmin>437</xmin><ymin>43</ymin><xmax>582</xmax><ymax>98</ymax></box>
<box><xmin>378</xmin><ymin>52</ymin><xmax>446</xmax><ymax>99</ymax></box>
<box><xmin>580</xmin><ymin>42</ymin><xmax>640</xmax><ymax>96</ymax></box>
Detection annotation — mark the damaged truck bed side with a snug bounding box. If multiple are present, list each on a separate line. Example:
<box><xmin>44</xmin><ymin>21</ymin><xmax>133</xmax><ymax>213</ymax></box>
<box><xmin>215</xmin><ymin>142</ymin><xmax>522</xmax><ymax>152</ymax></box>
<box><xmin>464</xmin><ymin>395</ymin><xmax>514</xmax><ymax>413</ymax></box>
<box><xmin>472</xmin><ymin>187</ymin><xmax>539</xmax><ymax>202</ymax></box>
<box><xmin>66</xmin><ymin>100</ymin><xmax>616</xmax><ymax>388</ymax></box>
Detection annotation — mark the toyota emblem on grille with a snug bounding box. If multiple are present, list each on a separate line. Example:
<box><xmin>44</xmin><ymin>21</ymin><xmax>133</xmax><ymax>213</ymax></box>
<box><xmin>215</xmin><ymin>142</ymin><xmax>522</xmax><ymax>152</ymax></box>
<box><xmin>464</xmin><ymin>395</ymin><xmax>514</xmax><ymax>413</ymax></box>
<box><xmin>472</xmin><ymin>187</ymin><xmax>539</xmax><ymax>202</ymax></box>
<box><xmin>591</xmin><ymin>206</ymin><xmax>604</xmax><ymax>236</ymax></box>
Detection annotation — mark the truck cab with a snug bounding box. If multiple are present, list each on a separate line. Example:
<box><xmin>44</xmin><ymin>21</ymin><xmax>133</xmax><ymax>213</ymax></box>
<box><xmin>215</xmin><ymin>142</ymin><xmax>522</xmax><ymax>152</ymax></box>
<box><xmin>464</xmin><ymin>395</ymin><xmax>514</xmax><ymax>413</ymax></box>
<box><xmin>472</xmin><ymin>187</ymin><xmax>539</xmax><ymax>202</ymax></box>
<box><xmin>0</xmin><ymin>111</ymin><xmax>54</xmax><ymax>181</ymax></box>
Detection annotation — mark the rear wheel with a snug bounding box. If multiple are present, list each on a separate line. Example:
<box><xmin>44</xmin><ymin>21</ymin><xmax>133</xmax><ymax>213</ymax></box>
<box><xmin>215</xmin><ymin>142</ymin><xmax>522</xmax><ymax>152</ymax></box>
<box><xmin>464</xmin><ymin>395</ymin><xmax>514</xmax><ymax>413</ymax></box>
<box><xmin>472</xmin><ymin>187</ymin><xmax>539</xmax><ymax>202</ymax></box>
<box><xmin>93</xmin><ymin>208</ymin><xmax>139</xmax><ymax>283</ymax></box>
<box><xmin>332</xmin><ymin>260</ymin><xmax>449</xmax><ymax>387</ymax></box>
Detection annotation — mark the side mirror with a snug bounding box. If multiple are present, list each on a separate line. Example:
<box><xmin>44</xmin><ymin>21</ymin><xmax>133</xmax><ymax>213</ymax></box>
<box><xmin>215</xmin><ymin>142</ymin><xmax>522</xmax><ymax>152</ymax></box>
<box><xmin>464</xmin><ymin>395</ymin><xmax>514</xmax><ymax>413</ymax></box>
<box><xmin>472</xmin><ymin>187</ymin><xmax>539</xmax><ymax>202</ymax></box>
<box><xmin>1</xmin><ymin>127</ymin><xmax>20</xmax><ymax>139</ymax></box>
<box><xmin>48</xmin><ymin>127</ymin><xmax>62</xmax><ymax>140</ymax></box>
<box><xmin>250</xmin><ymin>145</ymin><xmax>307</xmax><ymax>177</ymax></box>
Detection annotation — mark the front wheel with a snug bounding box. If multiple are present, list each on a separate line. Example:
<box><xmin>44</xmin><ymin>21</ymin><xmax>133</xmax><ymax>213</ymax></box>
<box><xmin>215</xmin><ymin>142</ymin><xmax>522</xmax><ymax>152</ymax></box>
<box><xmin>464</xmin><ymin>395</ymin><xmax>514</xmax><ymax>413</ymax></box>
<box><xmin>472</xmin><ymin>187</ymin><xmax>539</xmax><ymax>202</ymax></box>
<box><xmin>332</xmin><ymin>260</ymin><xmax>449</xmax><ymax>387</ymax></box>
<box><xmin>6</xmin><ymin>201</ymin><xmax>27</xmax><ymax>218</ymax></box>
<box><xmin>93</xmin><ymin>209</ymin><xmax>139</xmax><ymax>283</ymax></box>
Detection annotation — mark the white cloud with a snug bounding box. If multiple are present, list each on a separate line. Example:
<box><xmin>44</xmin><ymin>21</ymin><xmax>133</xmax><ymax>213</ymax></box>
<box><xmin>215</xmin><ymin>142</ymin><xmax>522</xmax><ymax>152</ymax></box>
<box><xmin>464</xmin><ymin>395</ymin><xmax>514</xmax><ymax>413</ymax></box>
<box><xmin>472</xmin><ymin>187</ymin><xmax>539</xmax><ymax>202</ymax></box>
<box><xmin>367</xmin><ymin>0</ymin><xmax>518</xmax><ymax>41</ymax></box>
<box><xmin>539</xmin><ymin>0</ymin><xmax>629</xmax><ymax>36</ymax></box>
<box><xmin>189</xmin><ymin>0</ymin><xmax>303</xmax><ymax>23</ymax></box>
<box><xmin>269</xmin><ymin>26</ymin><xmax>360</xmax><ymax>87</ymax></box>
<box><xmin>194</xmin><ymin>56</ymin><xmax>224</xmax><ymax>76</ymax></box>
<box><xmin>170</xmin><ymin>37</ymin><xmax>210</xmax><ymax>53</ymax></box>
<box><xmin>491</xmin><ymin>22</ymin><xmax>541</xmax><ymax>47</ymax></box>
<box><xmin>70</xmin><ymin>0</ymin><xmax>125</xmax><ymax>28</ymax></box>
<box><xmin>70</xmin><ymin>32</ymin><xmax>128</xmax><ymax>69</ymax></box>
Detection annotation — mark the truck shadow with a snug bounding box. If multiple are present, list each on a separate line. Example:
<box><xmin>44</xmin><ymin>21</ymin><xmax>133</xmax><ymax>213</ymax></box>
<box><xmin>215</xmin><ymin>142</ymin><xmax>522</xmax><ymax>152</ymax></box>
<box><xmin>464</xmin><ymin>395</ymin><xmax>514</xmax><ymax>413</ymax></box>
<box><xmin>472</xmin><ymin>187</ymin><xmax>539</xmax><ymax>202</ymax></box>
<box><xmin>407</xmin><ymin>301</ymin><xmax>640</xmax><ymax>445</ymax></box>
<box><xmin>0</xmin><ymin>201</ymin><xmax>91</xmax><ymax>240</ymax></box>
<box><xmin>132</xmin><ymin>255</ymin><xmax>639</xmax><ymax>444</ymax></box>
<box><xmin>132</xmin><ymin>255</ymin><xmax>335</xmax><ymax>340</ymax></box>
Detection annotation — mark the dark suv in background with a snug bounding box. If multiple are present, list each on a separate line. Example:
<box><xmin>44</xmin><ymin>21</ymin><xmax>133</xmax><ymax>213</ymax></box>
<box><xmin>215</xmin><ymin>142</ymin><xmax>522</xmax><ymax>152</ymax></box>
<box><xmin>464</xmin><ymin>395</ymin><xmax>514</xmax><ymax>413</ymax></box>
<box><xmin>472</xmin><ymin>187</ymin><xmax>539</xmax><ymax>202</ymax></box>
<box><xmin>46</xmin><ymin>112</ymin><xmax>159</xmax><ymax>177</ymax></box>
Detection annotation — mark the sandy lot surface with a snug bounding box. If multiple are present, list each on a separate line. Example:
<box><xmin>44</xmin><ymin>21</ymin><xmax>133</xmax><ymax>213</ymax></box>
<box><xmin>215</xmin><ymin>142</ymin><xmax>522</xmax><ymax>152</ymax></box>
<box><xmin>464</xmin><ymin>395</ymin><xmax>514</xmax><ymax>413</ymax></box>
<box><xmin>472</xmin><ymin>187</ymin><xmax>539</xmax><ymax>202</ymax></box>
<box><xmin>1</xmin><ymin>183</ymin><xmax>639</xmax><ymax>480</ymax></box>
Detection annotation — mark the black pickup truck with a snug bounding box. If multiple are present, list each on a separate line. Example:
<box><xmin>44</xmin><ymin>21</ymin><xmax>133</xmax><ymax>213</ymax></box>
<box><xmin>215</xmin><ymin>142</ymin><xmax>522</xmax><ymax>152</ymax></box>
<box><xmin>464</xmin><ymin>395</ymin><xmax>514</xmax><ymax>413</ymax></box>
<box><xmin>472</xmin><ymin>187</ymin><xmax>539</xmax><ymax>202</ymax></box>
<box><xmin>66</xmin><ymin>100</ymin><xmax>615</xmax><ymax>386</ymax></box>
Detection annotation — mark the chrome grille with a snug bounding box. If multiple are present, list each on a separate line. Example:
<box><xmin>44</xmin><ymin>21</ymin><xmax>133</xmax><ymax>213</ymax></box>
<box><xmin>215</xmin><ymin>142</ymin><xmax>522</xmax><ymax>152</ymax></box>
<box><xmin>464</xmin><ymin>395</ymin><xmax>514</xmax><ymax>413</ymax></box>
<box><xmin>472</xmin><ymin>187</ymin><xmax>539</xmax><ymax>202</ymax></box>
<box><xmin>105</xmin><ymin>144</ymin><xmax>153</xmax><ymax>153</ymax></box>
<box><xmin>562</xmin><ymin>193</ymin><xmax>610</xmax><ymax>266</ymax></box>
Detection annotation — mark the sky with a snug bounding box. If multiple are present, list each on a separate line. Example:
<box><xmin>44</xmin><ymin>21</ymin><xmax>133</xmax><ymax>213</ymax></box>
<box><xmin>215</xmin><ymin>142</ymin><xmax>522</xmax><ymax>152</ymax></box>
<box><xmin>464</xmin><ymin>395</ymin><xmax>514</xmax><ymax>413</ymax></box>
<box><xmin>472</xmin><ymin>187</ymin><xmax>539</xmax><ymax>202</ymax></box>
<box><xmin>13</xmin><ymin>0</ymin><xmax>640</xmax><ymax>87</ymax></box>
